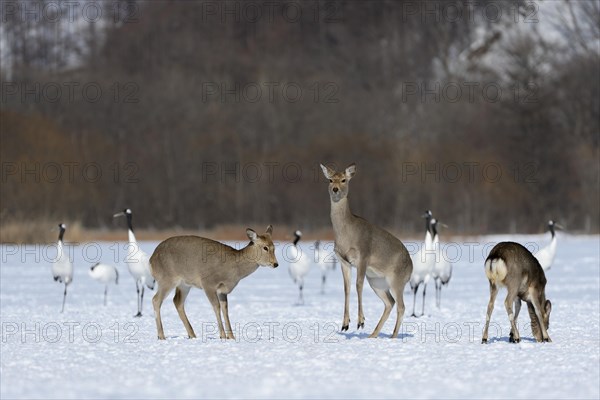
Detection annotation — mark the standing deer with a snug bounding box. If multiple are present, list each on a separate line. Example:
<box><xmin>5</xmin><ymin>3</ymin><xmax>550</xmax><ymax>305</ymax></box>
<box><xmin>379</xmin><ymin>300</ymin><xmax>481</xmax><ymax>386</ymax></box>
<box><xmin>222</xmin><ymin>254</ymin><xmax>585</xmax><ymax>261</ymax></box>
<box><xmin>150</xmin><ymin>226</ymin><xmax>278</xmax><ymax>340</ymax></box>
<box><xmin>482</xmin><ymin>242</ymin><xmax>552</xmax><ymax>343</ymax></box>
<box><xmin>320</xmin><ymin>163</ymin><xmax>413</xmax><ymax>338</ymax></box>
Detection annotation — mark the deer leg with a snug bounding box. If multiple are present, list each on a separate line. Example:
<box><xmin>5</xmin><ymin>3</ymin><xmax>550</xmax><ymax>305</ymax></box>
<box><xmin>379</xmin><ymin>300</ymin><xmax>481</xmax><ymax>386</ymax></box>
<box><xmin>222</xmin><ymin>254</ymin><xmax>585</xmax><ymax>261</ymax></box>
<box><xmin>510</xmin><ymin>299</ymin><xmax>522</xmax><ymax>341</ymax></box>
<box><xmin>206</xmin><ymin>291</ymin><xmax>226</xmax><ymax>339</ymax></box>
<box><xmin>505</xmin><ymin>290</ymin><xmax>520</xmax><ymax>343</ymax></box>
<box><xmin>153</xmin><ymin>283</ymin><xmax>174</xmax><ymax>340</ymax></box>
<box><xmin>173</xmin><ymin>285</ymin><xmax>196</xmax><ymax>339</ymax></box>
<box><xmin>356</xmin><ymin>261</ymin><xmax>367</xmax><ymax>330</ymax></box>
<box><xmin>390</xmin><ymin>282</ymin><xmax>406</xmax><ymax>339</ymax></box>
<box><xmin>219</xmin><ymin>293</ymin><xmax>235</xmax><ymax>339</ymax></box>
<box><xmin>526</xmin><ymin>302</ymin><xmax>543</xmax><ymax>342</ymax></box>
<box><xmin>482</xmin><ymin>282</ymin><xmax>498</xmax><ymax>343</ymax></box>
<box><xmin>435</xmin><ymin>279</ymin><xmax>441</xmax><ymax>308</ymax></box>
<box><xmin>530</xmin><ymin>295</ymin><xmax>551</xmax><ymax>342</ymax></box>
<box><xmin>368</xmin><ymin>282</ymin><xmax>394</xmax><ymax>338</ymax></box>
<box><xmin>339</xmin><ymin>258</ymin><xmax>352</xmax><ymax>331</ymax></box>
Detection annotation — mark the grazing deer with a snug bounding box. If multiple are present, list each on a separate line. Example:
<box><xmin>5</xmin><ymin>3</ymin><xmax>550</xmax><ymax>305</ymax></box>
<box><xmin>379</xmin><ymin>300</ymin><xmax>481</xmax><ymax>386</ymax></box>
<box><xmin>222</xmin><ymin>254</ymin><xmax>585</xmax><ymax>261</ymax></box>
<box><xmin>482</xmin><ymin>242</ymin><xmax>552</xmax><ymax>343</ymax></box>
<box><xmin>320</xmin><ymin>163</ymin><xmax>413</xmax><ymax>338</ymax></box>
<box><xmin>150</xmin><ymin>226</ymin><xmax>278</xmax><ymax>340</ymax></box>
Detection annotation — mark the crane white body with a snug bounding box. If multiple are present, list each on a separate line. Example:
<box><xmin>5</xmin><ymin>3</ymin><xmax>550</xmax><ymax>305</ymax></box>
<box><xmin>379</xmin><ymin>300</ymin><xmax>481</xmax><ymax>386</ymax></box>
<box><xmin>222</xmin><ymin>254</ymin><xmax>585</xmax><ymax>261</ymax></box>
<box><xmin>125</xmin><ymin>229</ymin><xmax>154</xmax><ymax>289</ymax></box>
<box><xmin>114</xmin><ymin>209</ymin><xmax>155</xmax><ymax>317</ymax></box>
<box><xmin>535</xmin><ymin>221</ymin><xmax>561</xmax><ymax>271</ymax></box>
<box><xmin>430</xmin><ymin>219</ymin><xmax>452</xmax><ymax>308</ymax></box>
<box><xmin>288</xmin><ymin>231</ymin><xmax>311</xmax><ymax>304</ymax></box>
<box><xmin>52</xmin><ymin>223</ymin><xmax>73</xmax><ymax>313</ymax></box>
<box><xmin>88</xmin><ymin>263</ymin><xmax>119</xmax><ymax>306</ymax></box>
<box><xmin>410</xmin><ymin>218</ymin><xmax>435</xmax><ymax>317</ymax></box>
<box><xmin>315</xmin><ymin>240</ymin><xmax>336</xmax><ymax>293</ymax></box>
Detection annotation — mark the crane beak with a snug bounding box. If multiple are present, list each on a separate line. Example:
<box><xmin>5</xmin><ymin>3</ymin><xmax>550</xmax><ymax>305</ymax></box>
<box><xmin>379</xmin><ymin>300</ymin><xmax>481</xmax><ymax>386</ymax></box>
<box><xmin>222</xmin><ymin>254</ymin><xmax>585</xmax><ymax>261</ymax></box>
<box><xmin>440</xmin><ymin>223</ymin><xmax>449</xmax><ymax>228</ymax></box>
<box><xmin>554</xmin><ymin>223</ymin><xmax>565</xmax><ymax>230</ymax></box>
<box><xmin>113</xmin><ymin>212</ymin><xmax>125</xmax><ymax>218</ymax></box>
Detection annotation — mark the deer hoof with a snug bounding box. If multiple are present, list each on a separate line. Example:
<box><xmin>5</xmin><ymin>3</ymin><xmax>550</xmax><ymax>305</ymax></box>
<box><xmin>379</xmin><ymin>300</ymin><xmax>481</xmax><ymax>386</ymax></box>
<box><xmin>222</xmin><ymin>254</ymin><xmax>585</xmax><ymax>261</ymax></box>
<box><xmin>481</xmin><ymin>338</ymin><xmax>488</xmax><ymax>344</ymax></box>
<box><xmin>341</xmin><ymin>324</ymin><xmax>349</xmax><ymax>331</ymax></box>
<box><xmin>357</xmin><ymin>322</ymin><xmax>364</xmax><ymax>329</ymax></box>
<box><xmin>509</xmin><ymin>336</ymin><xmax>520</xmax><ymax>343</ymax></box>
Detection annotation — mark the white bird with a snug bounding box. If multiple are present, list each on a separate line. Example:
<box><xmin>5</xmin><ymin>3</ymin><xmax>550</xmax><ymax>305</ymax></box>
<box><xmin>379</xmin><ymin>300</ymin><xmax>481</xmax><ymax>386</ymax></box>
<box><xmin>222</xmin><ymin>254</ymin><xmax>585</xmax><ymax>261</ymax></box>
<box><xmin>535</xmin><ymin>220</ymin><xmax>563</xmax><ymax>271</ymax></box>
<box><xmin>88</xmin><ymin>263</ymin><xmax>119</xmax><ymax>306</ymax></box>
<box><xmin>430</xmin><ymin>218</ymin><xmax>452</xmax><ymax>309</ymax></box>
<box><xmin>410</xmin><ymin>210</ymin><xmax>435</xmax><ymax>317</ymax></box>
<box><xmin>114</xmin><ymin>208</ymin><xmax>155</xmax><ymax>317</ymax></box>
<box><xmin>315</xmin><ymin>240</ymin><xmax>336</xmax><ymax>294</ymax></box>
<box><xmin>288</xmin><ymin>230</ymin><xmax>311</xmax><ymax>304</ymax></box>
<box><xmin>52</xmin><ymin>223</ymin><xmax>73</xmax><ymax>313</ymax></box>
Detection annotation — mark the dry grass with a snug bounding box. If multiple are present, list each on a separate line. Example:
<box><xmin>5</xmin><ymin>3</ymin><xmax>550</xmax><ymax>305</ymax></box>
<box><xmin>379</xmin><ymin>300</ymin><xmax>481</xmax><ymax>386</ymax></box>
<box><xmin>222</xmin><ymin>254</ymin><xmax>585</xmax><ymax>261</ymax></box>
<box><xmin>0</xmin><ymin>222</ymin><xmax>336</xmax><ymax>244</ymax></box>
<box><xmin>1</xmin><ymin>220</ymin><xmax>467</xmax><ymax>244</ymax></box>
<box><xmin>0</xmin><ymin>219</ymin><xmax>84</xmax><ymax>244</ymax></box>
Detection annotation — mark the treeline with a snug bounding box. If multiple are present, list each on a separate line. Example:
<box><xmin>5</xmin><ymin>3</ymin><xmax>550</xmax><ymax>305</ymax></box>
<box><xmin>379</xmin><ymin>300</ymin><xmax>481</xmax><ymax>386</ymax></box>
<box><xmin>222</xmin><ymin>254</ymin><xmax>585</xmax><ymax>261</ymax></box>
<box><xmin>1</xmin><ymin>0</ymin><xmax>598</xmax><ymax>239</ymax></box>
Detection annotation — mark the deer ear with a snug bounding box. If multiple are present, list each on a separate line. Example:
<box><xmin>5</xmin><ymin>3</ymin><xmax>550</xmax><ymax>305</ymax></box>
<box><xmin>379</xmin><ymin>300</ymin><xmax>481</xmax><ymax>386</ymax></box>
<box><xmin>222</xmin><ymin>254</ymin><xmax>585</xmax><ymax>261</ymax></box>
<box><xmin>265</xmin><ymin>225</ymin><xmax>273</xmax><ymax>236</ymax></box>
<box><xmin>345</xmin><ymin>163</ymin><xmax>356</xmax><ymax>179</ymax></box>
<box><xmin>246</xmin><ymin>228</ymin><xmax>258</xmax><ymax>241</ymax></box>
<box><xmin>545</xmin><ymin>300</ymin><xmax>552</xmax><ymax>315</ymax></box>
<box><xmin>320</xmin><ymin>164</ymin><xmax>335</xmax><ymax>179</ymax></box>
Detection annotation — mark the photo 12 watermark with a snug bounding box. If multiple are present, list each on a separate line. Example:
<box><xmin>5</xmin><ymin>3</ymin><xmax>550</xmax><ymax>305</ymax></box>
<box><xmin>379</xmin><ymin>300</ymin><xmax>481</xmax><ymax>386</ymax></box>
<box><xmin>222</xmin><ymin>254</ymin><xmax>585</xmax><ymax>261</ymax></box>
<box><xmin>398</xmin><ymin>81</ymin><xmax>538</xmax><ymax>104</ymax></box>
<box><xmin>1</xmin><ymin>240</ymin><xmax>541</xmax><ymax>268</ymax></box>
<box><xmin>1</xmin><ymin>321</ymin><xmax>139</xmax><ymax>344</ymax></box>
<box><xmin>1</xmin><ymin>162</ymin><xmax>140</xmax><ymax>184</ymax></box>
<box><xmin>200</xmin><ymin>81</ymin><xmax>339</xmax><ymax>104</ymax></box>
<box><xmin>1</xmin><ymin>81</ymin><xmax>140</xmax><ymax>104</ymax></box>
<box><xmin>399</xmin><ymin>1</ymin><xmax>539</xmax><ymax>24</ymax></box>
<box><xmin>1</xmin><ymin>1</ymin><xmax>140</xmax><ymax>24</ymax></box>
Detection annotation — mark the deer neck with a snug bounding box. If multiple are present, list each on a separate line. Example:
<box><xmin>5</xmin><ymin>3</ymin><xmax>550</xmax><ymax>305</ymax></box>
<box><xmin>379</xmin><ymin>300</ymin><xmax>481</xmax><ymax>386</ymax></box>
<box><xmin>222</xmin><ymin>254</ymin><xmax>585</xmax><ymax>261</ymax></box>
<box><xmin>237</xmin><ymin>244</ymin><xmax>261</xmax><ymax>280</ymax></box>
<box><xmin>330</xmin><ymin>197</ymin><xmax>353</xmax><ymax>235</ymax></box>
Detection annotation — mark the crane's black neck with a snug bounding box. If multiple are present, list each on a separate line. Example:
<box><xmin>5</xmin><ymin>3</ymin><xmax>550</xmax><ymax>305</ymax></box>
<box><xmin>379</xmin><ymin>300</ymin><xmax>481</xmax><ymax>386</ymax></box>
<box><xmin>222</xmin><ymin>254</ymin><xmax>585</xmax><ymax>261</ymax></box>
<box><xmin>430</xmin><ymin>222</ymin><xmax>438</xmax><ymax>239</ymax></box>
<box><xmin>58</xmin><ymin>227</ymin><xmax>65</xmax><ymax>242</ymax></box>
<box><xmin>425</xmin><ymin>215</ymin><xmax>434</xmax><ymax>235</ymax></box>
<box><xmin>293</xmin><ymin>235</ymin><xmax>300</xmax><ymax>246</ymax></box>
<box><xmin>126</xmin><ymin>213</ymin><xmax>134</xmax><ymax>233</ymax></box>
<box><xmin>549</xmin><ymin>224</ymin><xmax>555</xmax><ymax>238</ymax></box>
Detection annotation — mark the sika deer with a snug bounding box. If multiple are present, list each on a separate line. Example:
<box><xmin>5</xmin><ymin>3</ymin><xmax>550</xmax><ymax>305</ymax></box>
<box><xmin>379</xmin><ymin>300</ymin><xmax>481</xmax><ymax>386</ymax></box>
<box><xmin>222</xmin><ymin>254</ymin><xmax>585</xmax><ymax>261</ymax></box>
<box><xmin>320</xmin><ymin>163</ymin><xmax>413</xmax><ymax>338</ymax></box>
<box><xmin>150</xmin><ymin>226</ymin><xmax>278</xmax><ymax>340</ymax></box>
<box><xmin>482</xmin><ymin>241</ymin><xmax>552</xmax><ymax>343</ymax></box>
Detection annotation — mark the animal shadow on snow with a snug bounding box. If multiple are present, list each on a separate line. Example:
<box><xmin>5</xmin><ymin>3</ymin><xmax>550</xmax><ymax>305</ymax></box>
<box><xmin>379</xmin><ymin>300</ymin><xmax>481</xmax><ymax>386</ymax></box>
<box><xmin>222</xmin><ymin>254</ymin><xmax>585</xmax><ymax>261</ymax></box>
<box><xmin>337</xmin><ymin>331</ymin><xmax>414</xmax><ymax>340</ymax></box>
<box><xmin>486</xmin><ymin>336</ymin><xmax>537</xmax><ymax>344</ymax></box>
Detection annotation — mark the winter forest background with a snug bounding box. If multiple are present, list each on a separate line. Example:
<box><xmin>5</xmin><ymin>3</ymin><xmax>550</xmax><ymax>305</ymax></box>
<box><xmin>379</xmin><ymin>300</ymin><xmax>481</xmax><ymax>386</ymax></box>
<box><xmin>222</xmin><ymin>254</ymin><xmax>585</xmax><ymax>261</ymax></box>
<box><xmin>1</xmin><ymin>0</ymin><xmax>599</xmax><ymax>241</ymax></box>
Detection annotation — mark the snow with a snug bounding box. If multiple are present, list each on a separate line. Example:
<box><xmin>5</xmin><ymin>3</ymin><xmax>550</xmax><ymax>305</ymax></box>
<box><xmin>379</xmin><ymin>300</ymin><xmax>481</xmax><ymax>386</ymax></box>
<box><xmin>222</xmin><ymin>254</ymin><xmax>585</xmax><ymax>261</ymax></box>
<box><xmin>1</xmin><ymin>235</ymin><xmax>599</xmax><ymax>399</ymax></box>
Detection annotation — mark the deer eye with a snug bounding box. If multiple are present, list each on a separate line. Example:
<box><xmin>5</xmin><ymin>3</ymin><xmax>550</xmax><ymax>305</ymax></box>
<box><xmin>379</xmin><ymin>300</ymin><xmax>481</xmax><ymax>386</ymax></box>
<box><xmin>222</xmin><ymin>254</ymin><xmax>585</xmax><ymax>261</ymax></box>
<box><xmin>329</xmin><ymin>179</ymin><xmax>333</xmax><ymax>183</ymax></box>
<box><xmin>263</xmin><ymin>246</ymin><xmax>268</xmax><ymax>251</ymax></box>
<box><xmin>341</xmin><ymin>179</ymin><xmax>346</xmax><ymax>183</ymax></box>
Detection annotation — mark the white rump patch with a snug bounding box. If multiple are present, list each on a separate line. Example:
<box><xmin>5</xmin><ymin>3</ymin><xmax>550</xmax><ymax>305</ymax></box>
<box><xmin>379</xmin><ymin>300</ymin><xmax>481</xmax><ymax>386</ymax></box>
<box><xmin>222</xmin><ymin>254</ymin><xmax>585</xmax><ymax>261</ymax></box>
<box><xmin>485</xmin><ymin>258</ymin><xmax>508</xmax><ymax>285</ymax></box>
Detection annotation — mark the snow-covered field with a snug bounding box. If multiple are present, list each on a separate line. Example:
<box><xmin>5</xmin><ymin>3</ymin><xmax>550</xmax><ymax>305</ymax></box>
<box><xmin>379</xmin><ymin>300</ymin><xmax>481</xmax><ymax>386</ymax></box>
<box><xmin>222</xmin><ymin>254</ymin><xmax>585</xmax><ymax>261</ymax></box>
<box><xmin>1</xmin><ymin>235</ymin><xmax>599</xmax><ymax>399</ymax></box>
